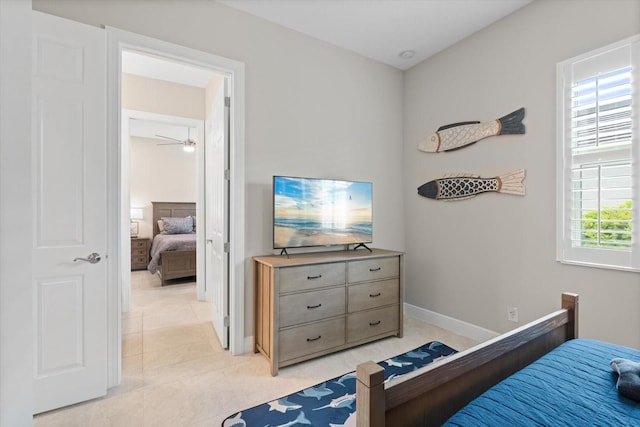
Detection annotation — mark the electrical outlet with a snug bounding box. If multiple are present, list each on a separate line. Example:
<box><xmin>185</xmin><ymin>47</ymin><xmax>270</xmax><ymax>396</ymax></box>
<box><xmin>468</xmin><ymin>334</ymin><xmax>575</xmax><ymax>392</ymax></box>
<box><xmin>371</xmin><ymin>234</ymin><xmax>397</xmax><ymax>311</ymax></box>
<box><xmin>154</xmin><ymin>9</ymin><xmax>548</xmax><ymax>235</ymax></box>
<box><xmin>507</xmin><ymin>306</ymin><xmax>519</xmax><ymax>322</ymax></box>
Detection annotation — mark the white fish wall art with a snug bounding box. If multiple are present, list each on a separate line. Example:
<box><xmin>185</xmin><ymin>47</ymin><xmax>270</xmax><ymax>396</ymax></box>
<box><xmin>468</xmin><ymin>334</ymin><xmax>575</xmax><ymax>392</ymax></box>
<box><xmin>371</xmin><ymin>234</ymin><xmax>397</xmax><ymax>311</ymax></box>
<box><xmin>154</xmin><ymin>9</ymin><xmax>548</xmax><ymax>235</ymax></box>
<box><xmin>418</xmin><ymin>108</ymin><xmax>525</xmax><ymax>153</ymax></box>
<box><xmin>418</xmin><ymin>169</ymin><xmax>526</xmax><ymax>201</ymax></box>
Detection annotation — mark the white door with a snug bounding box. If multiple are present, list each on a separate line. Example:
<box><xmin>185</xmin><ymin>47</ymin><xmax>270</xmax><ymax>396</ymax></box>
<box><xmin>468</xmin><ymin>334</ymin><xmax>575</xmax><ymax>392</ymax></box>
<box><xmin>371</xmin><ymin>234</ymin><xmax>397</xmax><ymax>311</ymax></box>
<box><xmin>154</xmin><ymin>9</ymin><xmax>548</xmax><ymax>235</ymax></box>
<box><xmin>206</xmin><ymin>79</ymin><xmax>230</xmax><ymax>348</ymax></box>
<box><xmin>32</xmin><ymin>11</ymin><xmax>107</xmax><ymax>413</ymax></box>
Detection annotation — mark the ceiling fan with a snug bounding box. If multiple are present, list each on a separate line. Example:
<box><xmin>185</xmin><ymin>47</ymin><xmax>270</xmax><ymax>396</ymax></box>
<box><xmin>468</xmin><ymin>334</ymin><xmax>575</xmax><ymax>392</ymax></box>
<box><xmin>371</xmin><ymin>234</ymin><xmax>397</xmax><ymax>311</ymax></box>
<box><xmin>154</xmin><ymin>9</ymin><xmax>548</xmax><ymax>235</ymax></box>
<box><xmin>155</xmin><ymin>129</ymin><xmax>196</xmax><ymax>152</ymax></box>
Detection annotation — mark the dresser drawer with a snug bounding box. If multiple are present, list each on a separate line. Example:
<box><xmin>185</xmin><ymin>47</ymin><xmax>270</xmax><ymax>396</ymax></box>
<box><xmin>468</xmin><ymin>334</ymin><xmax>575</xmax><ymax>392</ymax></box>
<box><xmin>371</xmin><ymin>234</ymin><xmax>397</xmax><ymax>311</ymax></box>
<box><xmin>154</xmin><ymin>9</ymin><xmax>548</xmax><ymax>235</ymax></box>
<box><xmin>279</xmin><ymin>262</ymin><xmax>346</xmax><ymax>293</ymax></box>
<box><xmin>132</xmin><ymin>255</ymin><xmax>147</xmax><ymax>266</ymax></box>
<box><xmin>348</xmin><ymin>257</ymin><xmax>399</xmax><ymax>283</ymax></box>
<box><xmin>280</xmin><ymin>287</ymin><xmax>345</xmax><ymax>328</ymax></box>
<box><xmin>131</xmin><ymin>247</ymin><xmax>147</xmax><ymax>257</ymax></box>
<box><xmin>347</xmin><ymin>305</ymin><xmax>399</xmax><ymax>343</ymax></box>
<box><xmin>348</xmin><ymin>279</ymin><xmax>399</xmax><ymax>313</ymax></box>
<box><xmin>279</xmin><ymin>317</ymin><xmax>345</xmax><ymax>362</ymax></box>
<box><xmin>131</xmin><ymin>239</ymin><xmax>147</xmax><ymax>250</ymax></box>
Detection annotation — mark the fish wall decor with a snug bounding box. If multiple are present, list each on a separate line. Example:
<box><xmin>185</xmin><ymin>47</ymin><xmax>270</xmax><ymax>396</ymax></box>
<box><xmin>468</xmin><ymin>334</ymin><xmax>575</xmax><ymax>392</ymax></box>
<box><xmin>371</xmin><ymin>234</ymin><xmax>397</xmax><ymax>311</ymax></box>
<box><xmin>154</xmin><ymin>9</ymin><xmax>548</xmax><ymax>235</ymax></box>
<box><xmin>418</xmin><ymin>169</ymin><xmax>525</xmax><ymax>201</ymax></box>
<box><xmin>418</xmin><ymin>108</ymin><xmax>525</xmax><ymax>153</ymax></box>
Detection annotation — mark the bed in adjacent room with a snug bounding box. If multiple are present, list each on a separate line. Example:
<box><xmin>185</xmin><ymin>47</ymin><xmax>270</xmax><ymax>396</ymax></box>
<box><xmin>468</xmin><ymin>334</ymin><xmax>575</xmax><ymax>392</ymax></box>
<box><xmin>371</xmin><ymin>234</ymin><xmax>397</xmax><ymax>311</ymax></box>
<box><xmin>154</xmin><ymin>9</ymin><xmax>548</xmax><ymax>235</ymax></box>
<box><xmin>149</xmin><ymin>201</ymin><xmax>196</xmax><ymax>286</ymax></box>
<box><xmin>355</xmin><ymin>293</ymin><xmax>640</xmax><ymax>426</ymax></box>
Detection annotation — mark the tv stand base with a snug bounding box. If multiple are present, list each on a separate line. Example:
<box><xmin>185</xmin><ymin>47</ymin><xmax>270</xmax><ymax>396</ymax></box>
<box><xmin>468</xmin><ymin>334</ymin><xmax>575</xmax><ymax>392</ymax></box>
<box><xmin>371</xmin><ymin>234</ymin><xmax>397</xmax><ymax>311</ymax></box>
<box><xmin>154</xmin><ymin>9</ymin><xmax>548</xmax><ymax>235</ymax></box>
<box><xmin>353</xmin><ymin>243</ymin><xmax>372</xmax><ymax>252</ymax></box>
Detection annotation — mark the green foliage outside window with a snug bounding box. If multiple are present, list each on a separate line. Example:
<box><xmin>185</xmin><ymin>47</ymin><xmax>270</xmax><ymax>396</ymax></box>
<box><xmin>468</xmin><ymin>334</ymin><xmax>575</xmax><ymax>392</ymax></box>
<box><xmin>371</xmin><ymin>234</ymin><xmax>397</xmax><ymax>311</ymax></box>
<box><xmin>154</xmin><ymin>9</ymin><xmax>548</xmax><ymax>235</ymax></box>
<box><xmin>582</xmin><ymin>200</ymin><xmax>632</xmax><ymax>247</ymax></box>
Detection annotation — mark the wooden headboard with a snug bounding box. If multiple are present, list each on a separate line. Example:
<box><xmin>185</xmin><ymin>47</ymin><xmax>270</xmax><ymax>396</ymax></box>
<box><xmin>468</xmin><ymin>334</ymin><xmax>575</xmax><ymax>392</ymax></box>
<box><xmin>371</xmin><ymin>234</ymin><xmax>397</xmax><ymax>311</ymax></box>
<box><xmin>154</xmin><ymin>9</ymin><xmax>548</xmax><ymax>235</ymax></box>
<box><xmin>151</xmin><ymin>201</ymin><xmax>196</xmax><ymax>238</ymax></box>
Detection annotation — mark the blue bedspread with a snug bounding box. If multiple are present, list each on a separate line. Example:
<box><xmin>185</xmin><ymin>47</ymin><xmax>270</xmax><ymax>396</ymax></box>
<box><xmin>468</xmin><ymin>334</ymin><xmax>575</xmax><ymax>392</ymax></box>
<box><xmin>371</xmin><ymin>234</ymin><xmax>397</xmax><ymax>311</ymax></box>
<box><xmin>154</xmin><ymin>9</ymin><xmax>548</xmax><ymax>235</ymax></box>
<box><xmin>444</xmin><ymin>339</ymin><xmax>640</xmax><ymax>426</ymax></box>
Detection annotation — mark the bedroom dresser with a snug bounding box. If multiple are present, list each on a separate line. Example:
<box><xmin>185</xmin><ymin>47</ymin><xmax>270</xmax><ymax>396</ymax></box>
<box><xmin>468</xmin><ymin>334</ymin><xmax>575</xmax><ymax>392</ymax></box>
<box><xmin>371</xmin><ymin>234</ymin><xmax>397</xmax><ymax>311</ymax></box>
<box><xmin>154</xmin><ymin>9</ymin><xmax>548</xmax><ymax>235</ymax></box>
<box><xmin>254</xmin><ymin>248</ymin><xmax>403</xmax><ymax>376</ymax></box>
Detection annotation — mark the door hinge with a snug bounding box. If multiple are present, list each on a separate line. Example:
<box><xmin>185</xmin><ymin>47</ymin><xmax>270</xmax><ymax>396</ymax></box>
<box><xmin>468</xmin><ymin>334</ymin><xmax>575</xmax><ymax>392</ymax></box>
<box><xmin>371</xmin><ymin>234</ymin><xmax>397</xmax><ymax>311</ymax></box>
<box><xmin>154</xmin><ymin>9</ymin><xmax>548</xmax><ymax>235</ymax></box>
<box><xmin>224</xmin><ymin>169</ymin><xmax>231</xmax><ymax>180</ymax></box>
<box><xmin>223</xmin><ymin>316</ymin><xmax>230</xmax><ymax>327</ymax></box>
<box><xmin>224</xmin><ymin>242</ymin><xmax>230</xmax><ymax>253</ymax></box>
<box><xmin>224</xmin><ymin>96</ymin><xmax>231</xmax><ymax>107</ymax></box>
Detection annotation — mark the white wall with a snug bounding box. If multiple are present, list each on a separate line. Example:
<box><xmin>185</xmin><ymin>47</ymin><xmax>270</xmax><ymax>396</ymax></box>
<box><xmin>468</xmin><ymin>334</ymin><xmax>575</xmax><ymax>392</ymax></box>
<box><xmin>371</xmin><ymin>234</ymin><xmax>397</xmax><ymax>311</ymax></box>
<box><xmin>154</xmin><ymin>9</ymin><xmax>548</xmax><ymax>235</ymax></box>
<box><xmin>30</xmin><ymin>0</ymin><xmax>640</xmax><ymax>350</ymax></box>
<box><xmin>33</xmin><ymin>0</ymin><xmax>405</xmax><ymax>340</ymax></box>
<box><xmin>122</xmin><ymin>73</ymin><xmax>205</xmax><ymax>120</ymax></box>
<box><xmin>129</xmin><ymin>136</ymin><xmax>197</xmax><ymax>239</ymax></box>
<box><xmin>404</xmin><ymin>0</ymin><xmax>640</xmax><ymax>347</ymax></box>
<box><xmin>0</xmin><ymin>1</ymin><xmax>33</xmax><ymax>425</ymax></box>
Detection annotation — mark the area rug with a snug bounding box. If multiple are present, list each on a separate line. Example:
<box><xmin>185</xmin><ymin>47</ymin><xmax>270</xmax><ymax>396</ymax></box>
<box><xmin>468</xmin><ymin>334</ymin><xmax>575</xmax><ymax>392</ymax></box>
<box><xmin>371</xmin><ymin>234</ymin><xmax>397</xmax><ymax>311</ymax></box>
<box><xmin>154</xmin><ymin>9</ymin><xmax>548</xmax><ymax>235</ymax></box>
<box><xmin>222</xmin><ymin>341</ymin><xmax>457</xmax><ymax>427</ymax></box>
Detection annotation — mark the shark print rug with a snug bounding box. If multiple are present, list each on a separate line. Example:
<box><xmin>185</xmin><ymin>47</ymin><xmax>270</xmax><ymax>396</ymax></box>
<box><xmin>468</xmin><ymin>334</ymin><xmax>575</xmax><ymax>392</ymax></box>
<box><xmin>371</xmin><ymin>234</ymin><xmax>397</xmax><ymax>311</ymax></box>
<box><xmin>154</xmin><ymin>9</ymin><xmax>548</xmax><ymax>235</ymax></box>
<box><xmin>222</xmin><ymin>341</ymin><xmax>457</xmax><ymax>427</ymax></box>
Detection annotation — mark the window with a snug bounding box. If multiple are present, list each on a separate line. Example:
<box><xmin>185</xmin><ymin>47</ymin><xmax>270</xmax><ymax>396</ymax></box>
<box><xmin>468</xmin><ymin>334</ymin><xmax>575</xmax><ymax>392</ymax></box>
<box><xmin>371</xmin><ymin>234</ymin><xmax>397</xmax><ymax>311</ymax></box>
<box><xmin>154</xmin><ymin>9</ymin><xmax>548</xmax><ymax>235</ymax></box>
<box><xmin>557</xmin><ymin>35</ymin><xmax>640</xmax><ymax>271</ymax></box>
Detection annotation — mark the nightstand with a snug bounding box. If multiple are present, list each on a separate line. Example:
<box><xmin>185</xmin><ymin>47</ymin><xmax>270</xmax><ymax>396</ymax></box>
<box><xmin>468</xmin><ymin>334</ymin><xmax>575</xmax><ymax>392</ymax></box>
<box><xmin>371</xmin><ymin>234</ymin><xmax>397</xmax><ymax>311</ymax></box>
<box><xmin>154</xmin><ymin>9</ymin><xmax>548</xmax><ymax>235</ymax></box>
<box><xmin>131</xmin><ymin>237</ymin><xmax>150</xmax><ymax>271</ymax></box>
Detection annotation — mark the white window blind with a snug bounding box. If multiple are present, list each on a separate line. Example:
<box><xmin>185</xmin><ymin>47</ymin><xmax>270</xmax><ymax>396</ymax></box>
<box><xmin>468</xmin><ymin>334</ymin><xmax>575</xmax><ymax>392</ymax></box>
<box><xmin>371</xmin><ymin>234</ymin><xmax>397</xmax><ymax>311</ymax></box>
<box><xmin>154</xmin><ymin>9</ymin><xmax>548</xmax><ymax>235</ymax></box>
<box><xmin>557</xmin><ymin>35</ymin><xmax>640</xmax><ymax>271</ymax></box>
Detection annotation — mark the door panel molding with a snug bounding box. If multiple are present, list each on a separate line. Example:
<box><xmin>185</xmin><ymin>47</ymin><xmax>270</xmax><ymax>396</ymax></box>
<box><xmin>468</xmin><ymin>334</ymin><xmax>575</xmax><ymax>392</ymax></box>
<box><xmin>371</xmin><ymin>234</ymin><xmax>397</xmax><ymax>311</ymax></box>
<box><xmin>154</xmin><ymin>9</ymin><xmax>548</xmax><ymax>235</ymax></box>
<box><xmin>35</xmin><ymin>276</ymin><xmax>84</xmax><ymax>376</ymax></box>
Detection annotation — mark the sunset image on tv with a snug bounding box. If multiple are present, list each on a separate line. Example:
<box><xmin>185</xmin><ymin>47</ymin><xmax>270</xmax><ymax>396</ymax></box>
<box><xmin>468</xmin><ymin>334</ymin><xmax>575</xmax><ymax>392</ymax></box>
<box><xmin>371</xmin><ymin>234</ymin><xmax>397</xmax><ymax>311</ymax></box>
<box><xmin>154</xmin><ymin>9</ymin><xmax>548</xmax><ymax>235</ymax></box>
<box><xmin>273</xmin><ymin>176</ymin><xmax>373</xmax><ymax>249</ymax></box>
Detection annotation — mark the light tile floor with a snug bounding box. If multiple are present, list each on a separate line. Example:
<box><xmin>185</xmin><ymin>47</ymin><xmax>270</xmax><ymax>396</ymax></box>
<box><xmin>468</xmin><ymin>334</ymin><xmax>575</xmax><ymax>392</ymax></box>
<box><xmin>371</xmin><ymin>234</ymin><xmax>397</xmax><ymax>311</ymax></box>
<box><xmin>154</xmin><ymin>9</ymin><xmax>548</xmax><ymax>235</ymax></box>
<box><xmin>34</xmin><ymin>271</ymin><xmax>478</xmax><ymax>426</ymax></box>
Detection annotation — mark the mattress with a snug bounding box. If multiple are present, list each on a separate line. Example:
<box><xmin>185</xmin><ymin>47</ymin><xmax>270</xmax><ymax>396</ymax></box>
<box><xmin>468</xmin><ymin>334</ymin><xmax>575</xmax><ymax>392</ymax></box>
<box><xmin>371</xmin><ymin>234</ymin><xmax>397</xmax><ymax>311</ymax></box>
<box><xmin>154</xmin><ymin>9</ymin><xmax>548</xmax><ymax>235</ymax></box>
<box><xmin>444</xmin><ymin>339</ymin><xmax>640</xmax><ymax>426</ymax></box>
<box><xmin>147</xmin><ymin>233</ymin><xmax>196</xmax><ymax>274</ymax></box>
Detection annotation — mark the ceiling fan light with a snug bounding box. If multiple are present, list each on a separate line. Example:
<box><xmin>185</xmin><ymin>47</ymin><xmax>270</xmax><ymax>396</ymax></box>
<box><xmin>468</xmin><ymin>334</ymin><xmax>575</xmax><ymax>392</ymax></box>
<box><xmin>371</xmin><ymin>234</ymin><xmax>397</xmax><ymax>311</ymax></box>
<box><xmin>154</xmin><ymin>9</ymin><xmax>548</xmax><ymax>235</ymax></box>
<box><xmin>183</xmin><ymin>144</ymin><xmax>195</xmax><ymax>153</ymax></box>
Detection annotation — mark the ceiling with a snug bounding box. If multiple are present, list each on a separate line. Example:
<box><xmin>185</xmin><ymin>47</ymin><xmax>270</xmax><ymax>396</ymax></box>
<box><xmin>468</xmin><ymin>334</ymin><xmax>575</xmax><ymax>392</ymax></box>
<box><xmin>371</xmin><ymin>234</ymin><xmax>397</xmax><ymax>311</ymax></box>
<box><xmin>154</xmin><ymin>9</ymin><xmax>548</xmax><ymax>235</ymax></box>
<box><xmin>122</xmin><ymin>1</ymin><xmax>533</xmax><ymax>86</ymax></box>
<box><xmin>218</xmin><ymin>0</ymin><xmax>532</xmax><ymax>70</ymax></box>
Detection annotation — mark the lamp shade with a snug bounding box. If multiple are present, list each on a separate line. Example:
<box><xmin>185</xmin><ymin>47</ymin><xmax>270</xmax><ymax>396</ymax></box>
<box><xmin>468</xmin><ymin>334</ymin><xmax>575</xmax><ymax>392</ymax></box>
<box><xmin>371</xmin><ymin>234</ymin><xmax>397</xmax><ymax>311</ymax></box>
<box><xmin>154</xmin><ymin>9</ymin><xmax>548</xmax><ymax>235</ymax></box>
<box><xmin>130</xmin><ymin>208</ymin><xmax>144</xmax><ymax>220</ymax></box>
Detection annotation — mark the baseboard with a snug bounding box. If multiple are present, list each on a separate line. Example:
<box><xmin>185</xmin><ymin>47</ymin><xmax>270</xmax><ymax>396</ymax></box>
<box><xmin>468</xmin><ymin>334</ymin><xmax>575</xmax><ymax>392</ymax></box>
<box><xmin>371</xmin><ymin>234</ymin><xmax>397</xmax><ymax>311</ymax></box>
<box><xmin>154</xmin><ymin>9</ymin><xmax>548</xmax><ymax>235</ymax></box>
<box><xmin>404</xmin><ymin>302</ymin><xmax>499</xmax><ymax>343</ymax></box>
<box><xmin>243</xmin><ymin>335</ymin><xmax>253</xmax><ymax>354</ymax></box>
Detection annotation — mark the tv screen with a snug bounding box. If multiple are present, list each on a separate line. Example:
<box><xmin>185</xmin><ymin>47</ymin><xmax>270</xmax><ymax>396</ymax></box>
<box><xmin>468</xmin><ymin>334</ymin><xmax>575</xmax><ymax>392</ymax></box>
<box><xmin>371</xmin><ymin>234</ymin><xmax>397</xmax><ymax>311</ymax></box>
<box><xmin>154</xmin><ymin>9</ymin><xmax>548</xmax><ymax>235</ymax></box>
<box><xmin>273</xmin><ymin>176</ymin><xmax>373</xmax><ymax>249</ymax></box>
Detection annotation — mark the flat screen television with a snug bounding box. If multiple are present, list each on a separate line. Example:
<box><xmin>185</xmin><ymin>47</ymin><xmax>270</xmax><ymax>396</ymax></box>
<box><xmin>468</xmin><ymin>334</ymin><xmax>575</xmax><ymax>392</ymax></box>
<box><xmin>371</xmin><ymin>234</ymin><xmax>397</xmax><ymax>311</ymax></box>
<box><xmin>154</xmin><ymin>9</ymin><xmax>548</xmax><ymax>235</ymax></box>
<box><xmin>273</xmin><ymin>176</ymin><xmax>373</xmax><ymax>249</ymax></box>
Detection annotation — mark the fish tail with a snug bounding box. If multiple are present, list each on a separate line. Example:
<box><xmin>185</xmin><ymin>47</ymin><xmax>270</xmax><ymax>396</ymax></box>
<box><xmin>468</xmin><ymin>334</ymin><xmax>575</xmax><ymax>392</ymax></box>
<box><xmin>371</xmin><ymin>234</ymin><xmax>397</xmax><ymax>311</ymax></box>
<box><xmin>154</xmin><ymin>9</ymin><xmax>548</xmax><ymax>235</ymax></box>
<box><xmin>296</xmin><ymin>411</ymin><xmax>311</xmax><ymax>424</ymax></box>
<box><xmin>498</xmin><ymin>169</ymin><xmax>526</xmax><ymax>196</ymax></box>
<box><xmin>498</xmin><ymin>107</ymin><xmax>525</xmax><ymax>135</ymax></box>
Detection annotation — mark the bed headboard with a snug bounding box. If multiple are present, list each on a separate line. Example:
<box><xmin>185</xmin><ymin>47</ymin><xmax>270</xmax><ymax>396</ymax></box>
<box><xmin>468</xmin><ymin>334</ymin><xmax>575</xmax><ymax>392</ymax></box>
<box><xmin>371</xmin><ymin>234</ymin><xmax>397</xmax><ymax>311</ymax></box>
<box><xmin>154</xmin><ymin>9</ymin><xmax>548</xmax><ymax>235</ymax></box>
<box><xmin>151</xmin><ymin>201</ymin><xmax>196</xmax><ymax>238</ymax></box>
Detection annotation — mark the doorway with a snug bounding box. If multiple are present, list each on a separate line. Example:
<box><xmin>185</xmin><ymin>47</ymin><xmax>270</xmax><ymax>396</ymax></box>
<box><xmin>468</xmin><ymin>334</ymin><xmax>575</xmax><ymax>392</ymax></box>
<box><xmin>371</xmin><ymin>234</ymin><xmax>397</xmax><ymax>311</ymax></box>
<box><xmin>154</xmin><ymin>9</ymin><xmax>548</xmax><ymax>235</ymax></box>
<box><xmin>107</xmin><ymin>28</ymin><xmax>246</xmax><ymax>389</ymax></box>
<box><xmin>121</xmin><ymin>51</ymin><xmax>225</xmax><ymax>350</ymax></box>
<box><xmin>122</xmin><ymin>109</ymin><xmax>207</xmax><ymax>307</ymax></box>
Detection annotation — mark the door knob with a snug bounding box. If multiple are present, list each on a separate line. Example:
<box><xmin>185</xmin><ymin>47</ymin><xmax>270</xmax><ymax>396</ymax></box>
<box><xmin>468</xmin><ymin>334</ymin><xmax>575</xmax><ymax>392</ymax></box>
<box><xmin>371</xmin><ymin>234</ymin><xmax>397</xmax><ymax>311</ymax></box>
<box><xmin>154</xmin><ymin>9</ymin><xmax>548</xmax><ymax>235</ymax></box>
<box><xmin>73</xmin><ymin>252</ymin><xmax>101</xmax><ymax>264</ymax></box>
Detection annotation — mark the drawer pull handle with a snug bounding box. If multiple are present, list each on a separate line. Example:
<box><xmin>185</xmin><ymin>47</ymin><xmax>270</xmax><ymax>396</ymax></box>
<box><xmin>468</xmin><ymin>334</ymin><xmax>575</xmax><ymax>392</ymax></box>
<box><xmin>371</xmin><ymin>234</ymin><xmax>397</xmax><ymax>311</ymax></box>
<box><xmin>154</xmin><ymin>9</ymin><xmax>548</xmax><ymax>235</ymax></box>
<box><xmin>307</xmin><ymin>335</ymin><xmax>322</xmax><ymax>342</ymax></box>
<box><xmin>307</xmin><ymin>274</ymin><xmax>322</xmax><ymax>280</ymax></box>
<box><xmin>307</xmin><ymin>303</ymin><xmax>322</xmax><ymax>309</ymax></box>
<box><xmin>369</xmin><ymin>267</ymin><xmax>381</xmax><ymax>272</ymax></box>
<box><xmin>369</xmin><ymin>320</ymin><xmax>381</xmax><ymax>326</ymax></box>
<box><xmin>369</xmin><ymin>292</ymin><xmax>381</xmax><ymax>298</ymax></box>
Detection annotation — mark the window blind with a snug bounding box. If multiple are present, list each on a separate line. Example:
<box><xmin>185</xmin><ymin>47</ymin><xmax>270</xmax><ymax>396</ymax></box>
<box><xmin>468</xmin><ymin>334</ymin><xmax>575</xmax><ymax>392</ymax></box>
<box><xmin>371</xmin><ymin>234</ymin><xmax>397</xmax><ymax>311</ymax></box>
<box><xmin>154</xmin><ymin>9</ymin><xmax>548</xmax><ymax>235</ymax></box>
<box><xmin>557</xmin><ymin>35</ymin><xmax>640</xmax><ymax>271</ymax></box>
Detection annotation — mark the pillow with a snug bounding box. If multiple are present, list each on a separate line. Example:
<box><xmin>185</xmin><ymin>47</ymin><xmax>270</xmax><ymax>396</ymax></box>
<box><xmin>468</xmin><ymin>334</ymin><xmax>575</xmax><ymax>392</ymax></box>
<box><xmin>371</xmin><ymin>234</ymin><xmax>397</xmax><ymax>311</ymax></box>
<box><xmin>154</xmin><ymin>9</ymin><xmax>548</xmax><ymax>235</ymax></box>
<box><xmin>160</xmin><ymin>216</ymin><xmax>193</xmax><ymax>234</ymax></box>
<box><xmin>611</xmin><ymin>358</ymin><xmax>640</xmax><ymax>402</ymax></box>
<box><xmin>157</xmin><ymin>220</ymin><xmax>165</xmax><ymax>233</ymax></box>
<box><xmin>190</xmin><ymin>215</ymin><xmax>196</xmax><ymax>232</ymax></box>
